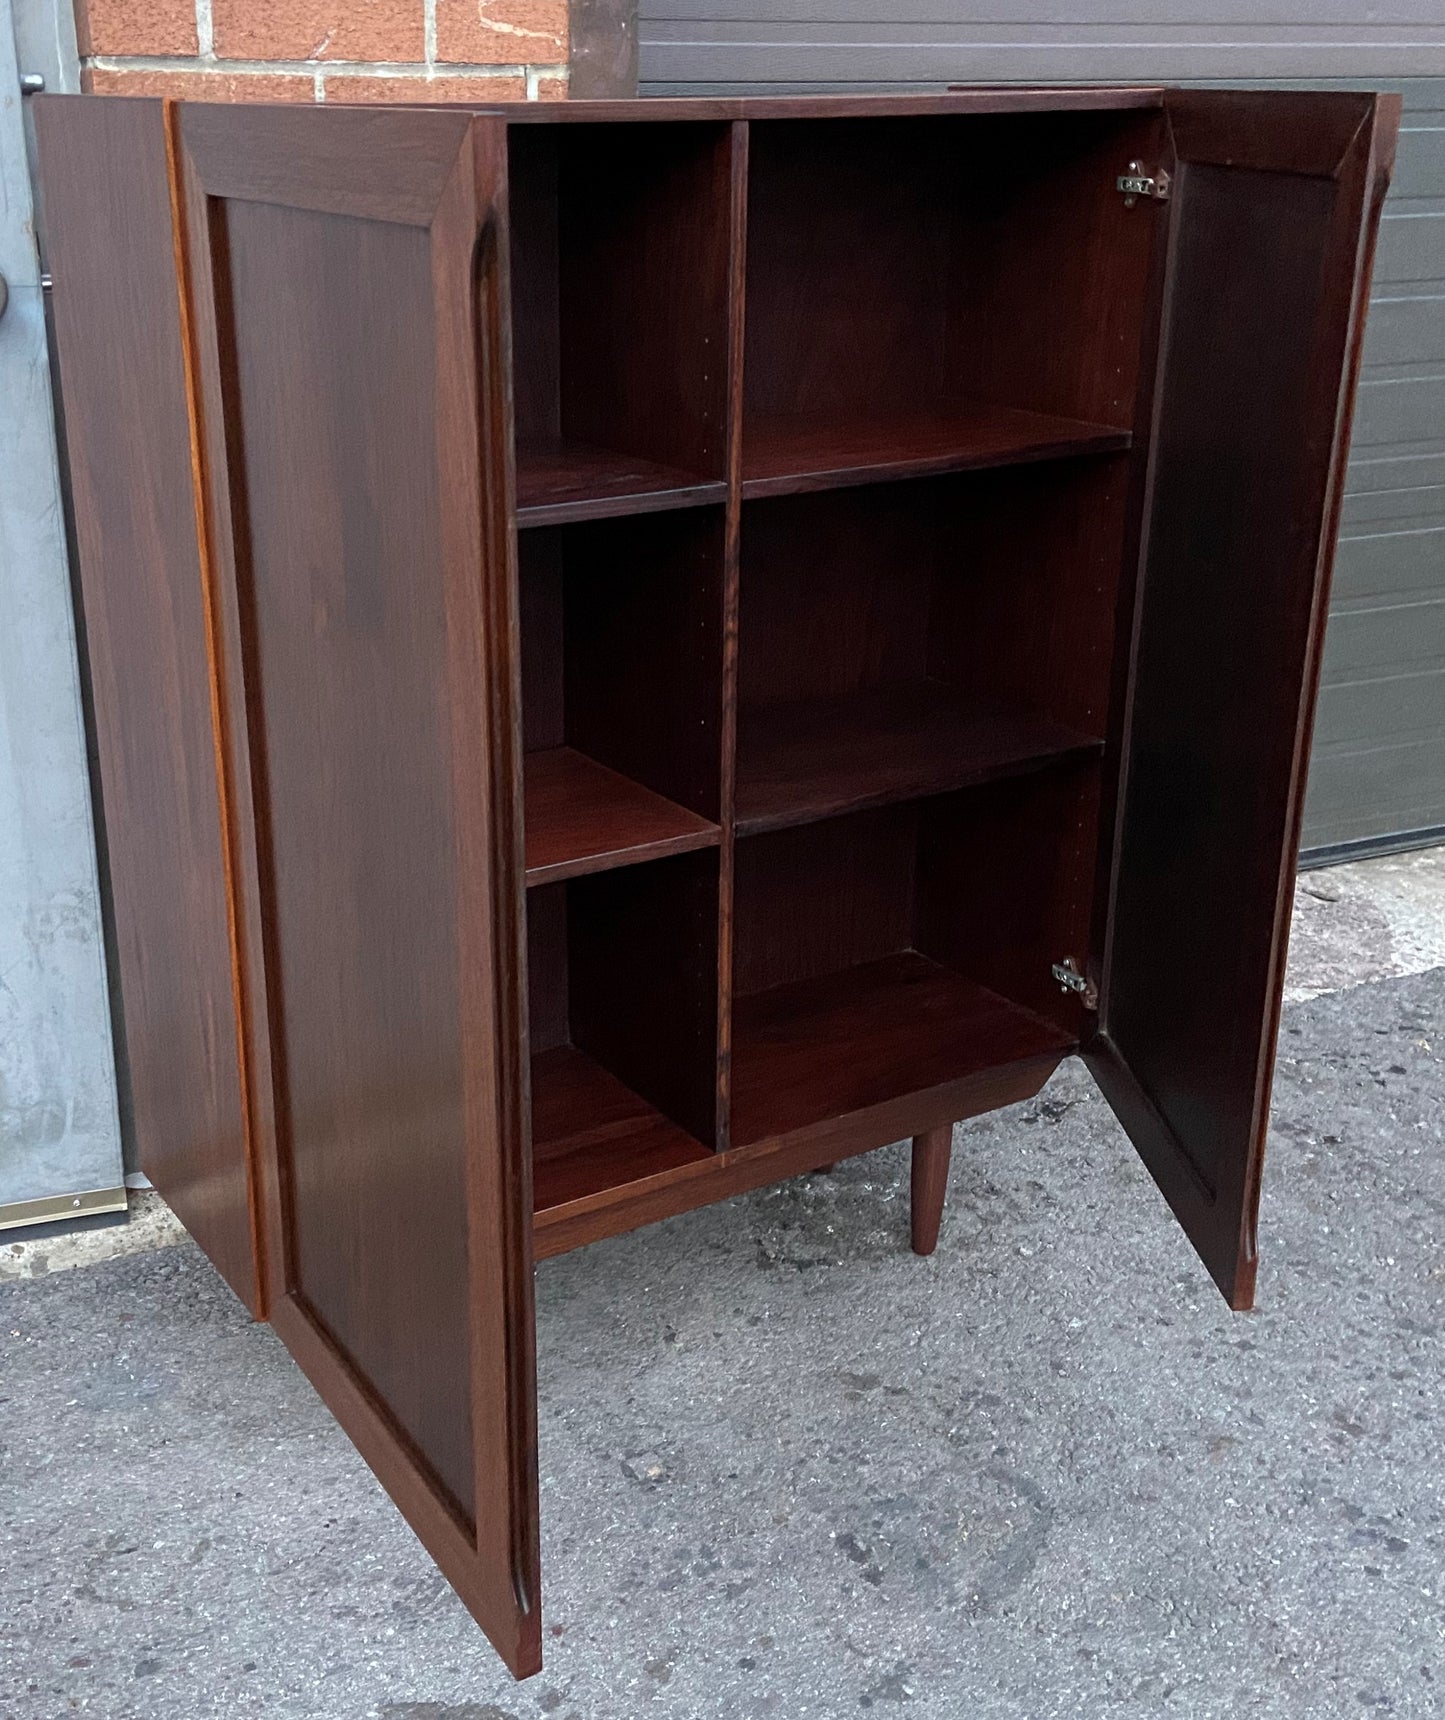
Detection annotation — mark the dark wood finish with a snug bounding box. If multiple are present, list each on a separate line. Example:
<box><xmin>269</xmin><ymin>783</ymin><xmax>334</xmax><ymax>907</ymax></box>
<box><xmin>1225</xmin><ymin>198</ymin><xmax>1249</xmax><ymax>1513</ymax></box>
<box><xmin>558</xmin><ymin>511</ymin><xmax>727</xmax><ymax>820</ymax></box>
<box><xmin>569</xmin><ymin>851</ymin><xmax>724</xmax><ymax>1149</ymax></box>
<box><xmin>509</xmin><ymin>121</ymin><xmax>732</xmax><ymax>523</ymax></box>
<box><xmin>180</xmin><ymin>100</ymin><xmax>473</xmax><ymax>225</ymax></box>
<box><xmin>526</xmin><ymin>852</ymin><xmax>723</xmax><ymax>1154</ymax></box>
<box><xmin>1090</xmin><ymin>91</ymin><xmax>1399</xmax><ymax>1311</ymax></box>
<box><xmin>516</xmin><ymin>445</ymin><xmax>725</xmax><ymax>527</ymax></box>
<box><xmin>173</xmin><ymin>105</ymin><xmax>540</xmax><ymax>1675</ymax></box>
<box><xmin>535</xmin><ymin>1042</ymin><xmax>1064</xmax><ymax>1261</ymax></box>
<box><xmin>910</xmin><ymin>1125</ymin><xmax>953</xmax><ymax>1257</ymax></box>
<box><xmin>496</xmin><ymin>89</ymin><xmax>1168</xmax><ymax>125</ymax></box>
<box><xmin>732</xmin><ymin>952</ymin><xmax>1074</xmax><ymax>1148</ymax></box>
<box><xmin>523</xmin><ymin>748</ymin><xmax>719</xmax><ymax>885</ymax></box>
<box><xmin>917</xmin><ymin>766</ymin><xmax>1102</xmax><ymax>1039</ymax></box>
<box><xmin>741</xmin><ymin>406</ymin><xmax>1129</xmax><ymax>501</ymax></box>
<box><xmin>737</xmin><ymin>683</ymin><xmax>1102</xmax><ymax>836</ymax></box>
<box><xmin>519</xmin><ymin>508</ymin><xmax>726</xmax><ymax>824</ymax></box>
<box><xmin>531</xmin><ymin>1045</ymin><xmax>710</xmax><ymax>1210</ymax></box>
<box><xmin>37</xmin><ymin>88</ymin><xmax>1396</xmax><ymax>1683</ymax></box>
<box><xmin>733</xmin><ymin>806</ymin><xmax>918</xmax><ymax>998</ymax></box>
<box><xmin>220</xmin><ymin>178</ymin><xmax>481</xmax><ymax>1517</ymax></box>
<box><xmin>33</xmin><ymin>98</ymin><xmax>260</xmax><ymax>1314</ymax></box>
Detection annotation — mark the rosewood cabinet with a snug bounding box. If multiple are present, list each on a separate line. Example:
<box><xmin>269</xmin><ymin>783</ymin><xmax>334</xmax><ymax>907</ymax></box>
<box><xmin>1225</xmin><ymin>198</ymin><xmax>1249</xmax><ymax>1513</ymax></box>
<box><xmin>36</xmin><ymin>87</ymin><xmax>1396</xmax><ymax>1677</ymax></box>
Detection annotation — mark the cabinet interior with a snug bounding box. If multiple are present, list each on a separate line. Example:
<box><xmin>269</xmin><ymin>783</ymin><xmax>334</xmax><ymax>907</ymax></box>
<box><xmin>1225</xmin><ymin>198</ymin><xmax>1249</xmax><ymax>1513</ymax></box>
<box><xmin>509</xmin><ymin>107</ymin><xmax>1163</xmax><ymax>1229</ymax></box>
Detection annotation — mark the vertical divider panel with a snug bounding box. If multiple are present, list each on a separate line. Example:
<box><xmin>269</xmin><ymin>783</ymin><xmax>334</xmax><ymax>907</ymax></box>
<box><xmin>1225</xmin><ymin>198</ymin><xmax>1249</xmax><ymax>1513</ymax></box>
<box><xmin>718</xmin><ymin>119</ymin><xmax>750</xmax><ymax>1152</ymax></box>
<box><xmin>170</xmin><ymin>102</ymin><xmax>540</xmax><ymax>1678</ymax></box>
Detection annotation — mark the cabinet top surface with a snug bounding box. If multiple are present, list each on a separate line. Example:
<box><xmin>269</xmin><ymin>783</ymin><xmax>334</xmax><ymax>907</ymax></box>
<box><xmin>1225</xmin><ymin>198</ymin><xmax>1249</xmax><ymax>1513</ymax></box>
<box><xmin>62</xmin><ymin>87</ymin><xmax>1172</xmax><ymax>123</ymax></box>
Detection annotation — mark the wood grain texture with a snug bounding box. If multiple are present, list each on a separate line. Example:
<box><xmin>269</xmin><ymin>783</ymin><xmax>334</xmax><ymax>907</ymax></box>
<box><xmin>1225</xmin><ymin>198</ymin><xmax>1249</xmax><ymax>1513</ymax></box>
<box><xmin>733</xmin><ymin>806</ymin><xmax>919</xmax><ymax>997</ymax></box>
<box><xmin>916</xmin><ymin>766</ymin><xmax>1102</xmax><ymax>1040</ymax></box>
<box><xmin>569</xmin><ymin>850</ymin><xmax>724</xmax><ymax>1149</ymax></box>
<box><xmin>732</xmin><ymin>952</ymin><xmax>1074</xmax><ymax>1147</ymax></box>
<box><xmin>175</xmin><ymin>104</ymin><xmax>540</xmax><ymax>1675</ymax></box>
<box><xmin>531</xmin><ymin>1044</ymin><xmax>711</xmax><ymax>1210</ymax></box>
<box><xmin>507</xmin><ymin>120</ymin><xmax>732</xmax><ymax>525</ymax></box>
<box><xmin>740</xmin><ymin>406</ymin><xmax>1129</xmax><ymax>500</ymax></box>
<box><xmin>220</xmin><ymin>185</ymin><xmax>482</xmax><ymax>1519</ymax></box>
<box><xmin>910</xmin><ymin>1124</ymin><xmax>953</xmax><ymax>1257</ymax></box>
<box><xmin>496</xmin><ymin>90</ymin><xmax>1167</xmax><ymax>124</ymax></box>
<box><xmin>736</xmin><ymin>683</ymin><xmax>1102</xmax><ymax>836</ymax></box>
<box><xmin>524</xmin><ymin>748</ymin><xmax>719</xmax><ymax>885</ymax></box>
<box><xmin>34</xmin><ymin>96</ymin><xmax>260</xmax><ymax>1313</ymax></box>
<box><xmin>180</xmin><ymin>101</ymin><xmax>473</xmax><ymax>224</ymax></box>
<box><xmin>516</xmin><ymin>444</ymin><xmax>725</xmax><ymax>527</ymax></box>
<box><xmin>534</xmin><ymin>1042</ymin><xmax>1065</xmax><ymax>1259</ymax></box>
<box><xmin>1091</xmin><ymin>91</ymin><xmax>1397</xmax><ymax>1311</ymax></box>
<box><xmin>560</xmin><ymin>508</ymin><xmax>727</xmax><ymax>821</ymax></box>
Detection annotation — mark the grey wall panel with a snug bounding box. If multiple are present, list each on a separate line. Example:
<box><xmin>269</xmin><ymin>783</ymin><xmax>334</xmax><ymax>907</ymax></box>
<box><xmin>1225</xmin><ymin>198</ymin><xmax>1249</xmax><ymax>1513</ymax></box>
<box><xmin>1321</xmin><ymin>601</ymin><xmax>1445</xmax><ymax>677</ymax></box>
<box><xmin>640</xmin><ymin>10</ymin><xmax>1445</xmax><ymax>90</ymax></box>
<box><xmin>1315</xmin><ymin>86</ymin><xmax>1445</xmax><ymax>849</ymax></box>
<box><xmin>1352</xmin><ymin>373</ymin><xmax>1445</xmax><ymax>448</ymax></box>
<box><xmin>1303</xmin><ymin>733</ymin><xmax>1445</xmax><ymax>845</ymax></box>
<box><xmin>640</xmin><ymin>19</ymin><xmax>1445</xmax><ymax>855</ymax></box>
<box><xmin>1375</xmin><ymin>210</ymin><xmax>1445</xmax><ymax>283</ymax></box>
<box><xmin>1362</xmin><ymin>293</ymin><xmax>1445</xmax><ymax>367</ymax></box>
<box><xmin>1334</xmin><ymin>523</ymin><xmax>1445</xmax><ymax>599</ymax></box>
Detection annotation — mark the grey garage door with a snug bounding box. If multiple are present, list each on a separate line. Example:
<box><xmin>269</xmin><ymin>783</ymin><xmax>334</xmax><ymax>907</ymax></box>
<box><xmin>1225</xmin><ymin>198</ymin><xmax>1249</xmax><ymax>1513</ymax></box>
<box><xmin>640</xmin><ymin>14</ymin><xmax>1445</xmax><ymax>860</ymax></box>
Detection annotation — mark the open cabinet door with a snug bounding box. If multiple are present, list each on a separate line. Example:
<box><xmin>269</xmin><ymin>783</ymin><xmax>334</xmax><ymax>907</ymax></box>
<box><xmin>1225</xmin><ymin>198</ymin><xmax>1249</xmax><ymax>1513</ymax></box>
<box><xmin>171</xmin><ymin>105</ymin><xmax>540</xmax><ymax>1673</ymax></box>
<box><xmin>1087</xmin><ymin>91</ymin><xmax>1399</xmax><ymax>1311</ymax></box>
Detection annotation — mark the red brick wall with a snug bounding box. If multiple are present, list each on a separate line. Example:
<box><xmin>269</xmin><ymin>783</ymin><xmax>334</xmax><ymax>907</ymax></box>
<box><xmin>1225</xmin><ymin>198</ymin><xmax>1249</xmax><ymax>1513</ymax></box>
<box><xmin>77</xmin><ymin>0</ymin><xmax>573</xmax><ymax>102</ymax></box>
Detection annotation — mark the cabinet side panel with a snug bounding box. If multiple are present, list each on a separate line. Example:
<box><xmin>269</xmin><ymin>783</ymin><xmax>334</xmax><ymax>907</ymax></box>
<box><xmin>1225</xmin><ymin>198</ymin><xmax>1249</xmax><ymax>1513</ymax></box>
<box><xmin>34</xmin><ymin>98</ymin><xmax>258</xmax><ymax>1312</ymax></box>
<box><xmin>216</xmin><ymin>194</ymin><xmax>477</xmax><ymax>1520</ymax></box>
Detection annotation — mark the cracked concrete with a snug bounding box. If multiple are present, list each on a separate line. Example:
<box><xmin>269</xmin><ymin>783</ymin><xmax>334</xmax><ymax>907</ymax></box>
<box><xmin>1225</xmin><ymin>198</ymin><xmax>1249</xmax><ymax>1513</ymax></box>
<box><xmin>1</xmin><ymin>850</ymin><xmax>1442</xmax><ymax>1718</ymax></box>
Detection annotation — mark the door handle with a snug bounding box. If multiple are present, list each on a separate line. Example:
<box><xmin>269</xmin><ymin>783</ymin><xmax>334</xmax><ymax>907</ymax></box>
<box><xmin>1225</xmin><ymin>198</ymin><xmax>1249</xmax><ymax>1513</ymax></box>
<box><xmin>0</xmin><ymin>272</ymin><xmax>8</xmax><ymax>321</ymax></box>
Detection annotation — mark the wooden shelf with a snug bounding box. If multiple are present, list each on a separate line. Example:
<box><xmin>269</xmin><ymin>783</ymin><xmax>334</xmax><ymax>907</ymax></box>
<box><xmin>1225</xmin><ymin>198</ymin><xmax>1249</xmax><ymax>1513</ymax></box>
<box><xmin>740</xmin><ymin>405</ymin><xmax>1130</xmax><ymax>502</ymax></box>
<box><xmin>531</xmin><ymin>1045</ymin><xmax>712</xmax><ymax>1213</ymax></box>
<box><xmin>732</xmin><ymin>951</ymin><xmax>1074</xmax><ymax>1148</ymax></box>
<box><xmin>735</xmin><ymin>682</ymin><xmax>1102</xmax><ymax>836</ymax></box>
<box><xmin>524</xmin><ymin>747</ymin><xmax>720</xmax><ymax>886</ymax></box>
<box><xmin>516</xmin><ymin>440</ymin><xmax>725</xmax><ymax>528</ymax></box>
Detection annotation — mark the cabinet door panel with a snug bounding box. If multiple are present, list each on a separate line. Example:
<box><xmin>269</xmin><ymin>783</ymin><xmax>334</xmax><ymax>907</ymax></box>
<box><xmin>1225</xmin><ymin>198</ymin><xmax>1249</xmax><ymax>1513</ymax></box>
<box><xmin>35</xmin><ymin>99</ymin><xmax>260</xmax><ymax>1312</ymax></box>
<box><xmin>1090</xmin><ymin>91</ymin><xmax>1398</xmax><ymax>1310</ymax></box>
<box><xmin>175</xmin><ymin>105</ymin><xmax>539</xmax><ymax>1675</ymax></box>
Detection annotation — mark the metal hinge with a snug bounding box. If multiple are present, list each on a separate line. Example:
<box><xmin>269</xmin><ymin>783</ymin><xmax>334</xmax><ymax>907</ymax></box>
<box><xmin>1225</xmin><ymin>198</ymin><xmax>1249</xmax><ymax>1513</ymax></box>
<box><xmin>1051</xmin><ymin>958</ymin><xmax>1099</xmax><ymax>1009</ymax></box>
<box><xmin>1117</xmin><ymin>162</ymin><xmax>1170</xmax><ymax>207</ymax></box>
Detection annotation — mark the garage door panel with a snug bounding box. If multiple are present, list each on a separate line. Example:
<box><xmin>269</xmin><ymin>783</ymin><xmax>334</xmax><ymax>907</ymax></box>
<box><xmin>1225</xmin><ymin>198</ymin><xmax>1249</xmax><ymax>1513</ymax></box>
<box><xmin>1332</xmin><ymin>522</ymin><xmax>1445</xmax><ymax>597</ymax></box>
<box><xmin>1319</xmin><ymin>598</ymin><xmax>1445</xmax><ymax>676</ymax></box>
<box><xmin>1304</xmin><ymin>734</ymin><xmax>1445</xmax><ymax>839</ymax></box>
<box><xmin>1386</xmin><ymin>120</ymin><xmax>1445</xmax><ymax>199</ymax></box>
<box><xmin>1351</xmin><ymin>373</ymin><xmax>1445</xmax><ymax>446</ymax></box>
<box><xmin>1375</xmin><ymin>209</ymin><xmax>1445</xmax><ymax>282</ymax></box>
<box><xmin>1315</xmin><ymin>664</ymin><xmax>1445</xmax><ymax>745</ymax></box>
<box><xmin>1340</xmin><ymin>469</ymin><xmax>1445</xmax><ymax>524</ymax></box>
<box><xmin>1362</xmin><ymin>291</ymin><xmax>1445</xmax><ymax>364</ymax></box>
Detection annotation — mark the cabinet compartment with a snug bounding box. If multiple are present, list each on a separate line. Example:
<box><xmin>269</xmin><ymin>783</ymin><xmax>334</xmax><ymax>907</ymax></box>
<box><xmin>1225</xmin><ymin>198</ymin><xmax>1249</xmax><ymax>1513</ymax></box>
<box><xmin>740</xmin><ymin>108</ymin><xmax>1159</xmax><ymax>497</ymax></box>
<box><xmin>736</xmin><ymin>464</ymin><xmax>1124</xmax><ymax>835</ymax></box>
<box><xmin>520</xmin><ymin>509</ymin><xmax>725</xmax><ymax>883</ymax></box>
<box><xmin>509</xmin><ymin>122</ymin><xmax>733</xmax><ymax>525</ymax></box>
<box><xmin>528</xmin><ymin>848</ymin><xmax>722</xmax><ymax>1214</ymax></box>
<box><xmin>731</xmin><ymin>789</ymin><xmax>1083</xmax><ymax>1147</ymax></box>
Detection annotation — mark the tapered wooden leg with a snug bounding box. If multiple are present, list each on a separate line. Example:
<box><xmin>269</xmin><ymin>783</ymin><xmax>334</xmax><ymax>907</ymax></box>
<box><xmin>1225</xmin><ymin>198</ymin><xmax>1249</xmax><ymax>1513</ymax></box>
<box><xmin>910</xmin><ymin>1125</ymin><xmax>953</xmax><ymax>1256</ymax></box>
